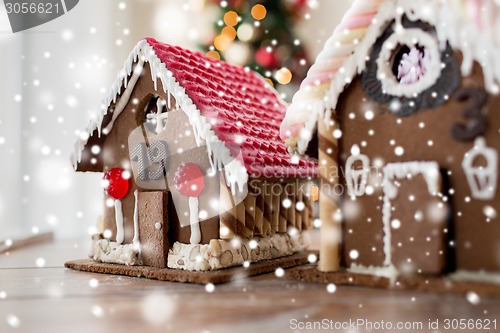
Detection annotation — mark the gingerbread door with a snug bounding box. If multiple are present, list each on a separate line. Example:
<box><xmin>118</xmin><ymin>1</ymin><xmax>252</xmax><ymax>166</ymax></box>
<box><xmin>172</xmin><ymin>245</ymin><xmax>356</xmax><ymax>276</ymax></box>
<box><xmin>382</xmin><ymin>162</ymin><xmax>450</xmax><ymax>275</ymax></box>
<box><xmin>137</xmin><ymin>191</ymin><xmax>169</xmax><ymax>268</ymax></box>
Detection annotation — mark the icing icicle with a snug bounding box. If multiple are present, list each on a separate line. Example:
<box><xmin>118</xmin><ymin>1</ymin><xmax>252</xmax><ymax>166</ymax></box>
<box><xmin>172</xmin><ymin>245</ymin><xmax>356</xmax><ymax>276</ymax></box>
<box><xmin>114</xmin><ymin>199</ymin><xmax>124</xmax><ymax>245</ymax></box>
<box><xmin>133</xmin><ymin>190</ymin><xmax>140</xmax><ymax>252</ymax></box>
<box><xmin>189</xmin><ymin>197</ymin><xmax>201</xmax><ymax>245</ymax></box>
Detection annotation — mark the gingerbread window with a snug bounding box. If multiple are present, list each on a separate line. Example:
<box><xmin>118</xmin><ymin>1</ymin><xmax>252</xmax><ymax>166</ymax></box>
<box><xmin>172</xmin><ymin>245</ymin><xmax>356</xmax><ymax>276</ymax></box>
<box><xmin>361</xmin><ymin>20</ymin><xmax>460</xmax><ymax>117</ymax></box>
<box><xmin>136</xmin><ymin>94</ymin><xmax>169</xmax><ymax>134</ymax></box>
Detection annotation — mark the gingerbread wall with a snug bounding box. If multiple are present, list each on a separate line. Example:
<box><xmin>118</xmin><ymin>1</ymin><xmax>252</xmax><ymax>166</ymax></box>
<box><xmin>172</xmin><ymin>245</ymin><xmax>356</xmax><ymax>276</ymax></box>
<box><xmin>334</xmin><ymin>54</ymin><xmax>500</xmax><ymax>273</ymax></box>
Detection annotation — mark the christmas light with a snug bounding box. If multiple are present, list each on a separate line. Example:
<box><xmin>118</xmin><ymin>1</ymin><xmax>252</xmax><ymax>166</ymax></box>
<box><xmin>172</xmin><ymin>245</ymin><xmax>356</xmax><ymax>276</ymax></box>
<box><xmin>222</xmin><ymin>26</ymin><xmax>237</xmax><ymax>40</ymax></box>
<box><xmin>275</xmin><ymin>67</ymin><xmax>292</xmax><ymax>84</ymax></box>
<box><xmin>251</xmin><ymin>4</ymin><xmax>267</xmax><ymax>20</ymax></box>
<box><xmin>214</xmin><ymin>35</ymin><xmax>231</xmax><ymax>51</ymax></box>
<box><xmin>224</xmin><ymin>10</ymin><xmax>239</xmax><ymax>26</ymax></box>
<box><xmin>237</xmin><ymin>23</ymin><xmax>254</xmax><ymax>42</ymax></box>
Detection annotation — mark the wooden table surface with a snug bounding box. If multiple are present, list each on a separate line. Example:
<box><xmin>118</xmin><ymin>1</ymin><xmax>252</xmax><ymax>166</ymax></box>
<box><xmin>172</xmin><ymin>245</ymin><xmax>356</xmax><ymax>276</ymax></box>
<box><xmin>1</xmin><ymin>237</ymin><xmax>499</xmax><ymax>333</ymax></box>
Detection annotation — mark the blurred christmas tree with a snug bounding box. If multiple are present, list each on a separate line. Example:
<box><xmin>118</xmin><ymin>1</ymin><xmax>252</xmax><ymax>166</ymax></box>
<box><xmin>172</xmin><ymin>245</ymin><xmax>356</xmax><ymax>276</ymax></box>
<box><xmin>203</xmin><ymin>0</ymin><xmax>311</xmax><ymax>96</ymax></box>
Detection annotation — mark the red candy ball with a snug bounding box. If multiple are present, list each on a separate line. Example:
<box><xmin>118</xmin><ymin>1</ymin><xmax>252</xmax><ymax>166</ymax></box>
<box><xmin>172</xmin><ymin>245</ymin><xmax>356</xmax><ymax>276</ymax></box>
<box><xmin>174</xmin><ymin>163</ymin><xmax>205</xmax><ymax>197</ymax></box>
<box><xmin>103</xmin><ymin>168</ymin><xmax>130</xmax><ymax>200</ymax></box>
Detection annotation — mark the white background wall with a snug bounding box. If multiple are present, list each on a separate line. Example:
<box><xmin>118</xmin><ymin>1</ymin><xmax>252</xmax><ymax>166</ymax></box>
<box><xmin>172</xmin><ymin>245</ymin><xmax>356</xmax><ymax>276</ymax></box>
<box><xmin>0</xmin><ymin>0</ymin><xmax>351</xmax><ymax>239</ymax></box>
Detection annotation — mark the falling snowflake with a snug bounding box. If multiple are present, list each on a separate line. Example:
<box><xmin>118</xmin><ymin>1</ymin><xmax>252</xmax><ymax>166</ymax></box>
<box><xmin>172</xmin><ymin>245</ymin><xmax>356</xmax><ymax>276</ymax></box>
<box><xmin>275</xmin><ymin>267</ymin><xmax>285</xmax><ymax>277</ymax></box>
<box><xmin>36</xmin><ymin>257</ymin><xmax>46</xmax><ymax>267</ymax></box>
<box><xmin>91</xmin><ymin>305</ymin><xmax>104</xmax><ymax>318</ymax></box>
<box><xmin>6</xmin><ymin>314</ymin><xmax>20</xmax><ymax>327</ymax></box>
<box><xmin>307</xmin><ymin>253</ymin><xmax>317</xmax><ymax>263</ymax></box>
<box><xmin>89</xmin><ymin>278</ymin><xmax>99</xmax><ymax>288</ymax></box>
<box><xmin>466</xmin><ymin>291</ymin><xmax>480</xmax><ymax>305</ymax></box>
<box><xmin>326</xmin><ymin>283</ymin><xmax>337</xmax><ymax>293</ymax></box>
<box><xmin>205</xmin><ymin>283</ymin><xmax>215</xmax><ymax>293</ymax></box>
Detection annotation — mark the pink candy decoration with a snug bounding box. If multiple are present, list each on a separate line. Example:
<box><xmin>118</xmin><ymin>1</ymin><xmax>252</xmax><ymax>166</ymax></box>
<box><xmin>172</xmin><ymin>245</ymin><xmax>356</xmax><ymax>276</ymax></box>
<box><xmin>397</xmin><ymin>48</ymin><xmax>430</xmax><ymax>85</ymax></box>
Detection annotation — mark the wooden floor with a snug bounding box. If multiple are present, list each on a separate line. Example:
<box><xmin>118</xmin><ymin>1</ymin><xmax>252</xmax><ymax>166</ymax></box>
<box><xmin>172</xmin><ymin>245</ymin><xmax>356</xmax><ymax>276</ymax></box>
<box><xmin>1</xmin><ymin>237</ymin><xmax>499</xmax><ymax>333</ymax></box>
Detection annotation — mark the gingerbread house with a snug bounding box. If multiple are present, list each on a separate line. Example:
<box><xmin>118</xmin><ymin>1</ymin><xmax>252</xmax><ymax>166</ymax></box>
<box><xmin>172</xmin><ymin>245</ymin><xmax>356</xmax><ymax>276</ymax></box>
<box><xmin>69</xmin><ymin>38</ymin><xmax>316</xmax><ymax>274</ymax></box>
<box><xmin>281</xmin><ymin>0</ymin><xmax>500</xmax><ymax>284</ymax></box>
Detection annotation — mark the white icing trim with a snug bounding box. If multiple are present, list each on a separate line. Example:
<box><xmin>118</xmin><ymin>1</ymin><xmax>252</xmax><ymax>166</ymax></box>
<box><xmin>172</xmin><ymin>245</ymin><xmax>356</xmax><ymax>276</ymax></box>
<box><xmin>381</xmin><ymin>161</ymin><xmax>440</xmax><ymax>268</ymax></box>
<box><xmin>348</xmin><ymin>264</ymin><xmax>399</xmax><ymax>285</ymax></box>
<box><xmin>376</xmin><ymin>28</ymin><xmax>442</xmax><ymax>99</ymax></box>
<box><xmin>462</xmin><ymin>137</ymin><xmax>498</xmax><ymax>200</ymax></box>
<box><xmin>450</xmin><ymin>270</ymin><xmax>500</xmax><ymax>285</ymax></box>
<box><xmin>72</xmin><ymin>40</ymin><xmax>248</xmax><ymax>195</ymax></box>
<box><xmin>102</xmin><ymin>60</ymin><xmax>144</xmax><ymax>135</ymax></box>
<box><xmin>90</xmin><ymin>239</ymin><xmax>140</xmax><ymax>266</ymax></box>
<box><xmin>289</xmin><ymin>0</ymin><xmax>500</xmax><ymax>154</ymax></box>
<box><xmin>189</xmin><ymin>197</ymin><xmax>201</xmax><ymax>245</ymax></box>
<box><xmin>167</xmin><ymin>232</ymin><xmax>309</xmax><ymax>271</ymax></box>
<box><xmin>132</xmin><ymin>190</ymin><xmax>140</xmax><ymax>252</ymax></box>
<box><xmin>345</xmin><ymin>153</ymin><xmax>370</xmax><ymax>197</ymax></box>
<box><xmin>114</xmin><ymin>199</ymin><xmax>124</xmax><ymax>245</ymax></box>
<box><xmin>146</xmin><ymin>97</ymin><xmax>169</xmax><ymax>134</ymax></box>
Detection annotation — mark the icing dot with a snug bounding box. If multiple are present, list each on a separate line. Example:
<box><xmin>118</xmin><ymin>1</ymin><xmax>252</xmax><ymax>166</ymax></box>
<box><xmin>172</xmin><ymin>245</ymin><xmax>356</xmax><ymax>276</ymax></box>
<box><xmin>155</xmin><ymin>222</ymin><xmax>162</xmax><ymax>230</ymax></box>
<box><xmin>89</xmin><ymin>279</ymin><xmax>99</xmax><ymax>288</ymax></box>
<box><xmin>249</xmin><ymin>240</ymin><xmax>258</xmax><ymax>249</ymax></box>
<box><xmin>349</xmin><ymin>250</ymin><xmax>359</xmax><ymax>260</ymax></box>
<box><xmin>243</xmin><ymin>261</ymin><xmax>250</xmax><ymax>268</ymax></box>
<box><xmin>275</xmin><ymin>267</ymin><xmax>285</xmax><ymax>277</ymax></box>
<box><xmin>333</xmin><ymin>129</ymin><xmax>343</xmax><ymax>139</ymax></box>
<box><xmin>295</xmin><ymin>201</ymin><xmax>305</xmax><ymax>211</ymax></box>
<box><xmin>395</xmin><ymin>146</ymin><xmax>404</xmax><ymax>156</ymax></box>
<box><xmin>326</xmin><ymin>283</ymin><xmax>337</xmax><ymax>293</ymax></box>
<box><xmin>205</xmin><ymin>283</ymin><xmax>215</xmax><ymax>293</ymax></box>
<box><xmin>391</xmin><ymin>219</ymin><xmax>401</xmax><ymax>229</ymax></box>
<box><xmin>0</xmin><ymin>291</ymin><xmax>6</xmax><ymax>299</ymax></box>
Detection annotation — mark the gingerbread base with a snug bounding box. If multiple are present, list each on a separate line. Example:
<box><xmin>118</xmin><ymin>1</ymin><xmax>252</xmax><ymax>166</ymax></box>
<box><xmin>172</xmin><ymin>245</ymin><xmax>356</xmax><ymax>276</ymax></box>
<box><xmin>65</xmin><ymin>251</ymin><xmax>313</xmax><ymax>284</ymax></box>
<box><xmin>289</xmin><ymin>264</ymin><xmax>500</xmax><ymax>297</ymax></box>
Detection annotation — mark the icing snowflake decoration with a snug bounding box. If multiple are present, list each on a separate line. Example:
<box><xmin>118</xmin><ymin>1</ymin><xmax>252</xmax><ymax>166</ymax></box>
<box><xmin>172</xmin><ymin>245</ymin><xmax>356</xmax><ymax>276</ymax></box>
<box><xmin>462</xmin><ymin>137</ymin><xmax>498</xmax><ymax>200</ymax></box>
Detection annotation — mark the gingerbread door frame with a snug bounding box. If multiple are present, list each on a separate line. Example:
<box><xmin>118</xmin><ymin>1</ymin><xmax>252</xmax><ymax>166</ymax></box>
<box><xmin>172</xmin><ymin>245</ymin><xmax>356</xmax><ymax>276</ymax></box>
<box><xmin>381</xmin><ymin>161</ymin><xmax>450</xmax><ymax>275</ymax></box>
